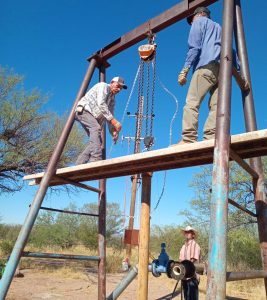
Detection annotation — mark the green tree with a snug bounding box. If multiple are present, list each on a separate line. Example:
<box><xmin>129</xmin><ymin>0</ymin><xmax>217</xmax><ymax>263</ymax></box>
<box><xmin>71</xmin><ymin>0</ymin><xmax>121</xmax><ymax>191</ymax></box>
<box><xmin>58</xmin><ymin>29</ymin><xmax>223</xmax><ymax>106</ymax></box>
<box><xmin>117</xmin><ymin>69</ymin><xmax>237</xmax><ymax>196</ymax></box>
<box><xmin>30</xmin><ymin>206</ymin><xmax>81</xmax><ymax>248</ymax></box>
<box><xmin>227</xmin><ymin>227</ymin><xmax>262</xmax><ymax>270</ymax></box>
<box><xmin>78</xmin><ymin>202</ymin><xmax>124</xmax><ymax>249</ymax></box>
<box><xmin>180</xmin><ymin>158</ymin><xmax>267</xmax><ymax>230</ymax></box>
<box><xmin>179</xmin><ymin>158</ymin><xmax>267</xmax><ymax>269</ymax></box>
<box><xmin>30</xmin><ymin>202</ymin><xmax>124</xmax><ymax>250</ymax></box>
<box><xmin>150</xmin><ymin>225</ymin><xmax>184</xmax><ymax>259</ymax></box>
<box><xmin>0</xmin><ymin>223</ymin><xmax>21</xmax><ymax>256</ymax></box>
<box><xmin>55</xmin><ymin>203</ymin><xmax>80</xmax><ymax>248</ymax></box>
<box><xmin>0</xmin><ymin>67</ymin><xmax>85</xmax><ymax>193</ymax></box>
<box><xmin>30</xmin><ymin>211</ymin><xmax>63</xmax><ymax>247</ymax></box>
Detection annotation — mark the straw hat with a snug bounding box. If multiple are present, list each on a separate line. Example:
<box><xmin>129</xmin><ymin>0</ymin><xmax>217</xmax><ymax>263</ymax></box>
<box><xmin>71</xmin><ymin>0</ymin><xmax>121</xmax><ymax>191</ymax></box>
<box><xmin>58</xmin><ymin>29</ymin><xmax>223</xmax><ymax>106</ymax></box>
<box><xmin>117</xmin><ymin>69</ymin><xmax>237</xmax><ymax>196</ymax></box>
<box><xmin>181</xmin><ymin>225</ymin><xmax>197</xmax><ymax>235</ymax></box>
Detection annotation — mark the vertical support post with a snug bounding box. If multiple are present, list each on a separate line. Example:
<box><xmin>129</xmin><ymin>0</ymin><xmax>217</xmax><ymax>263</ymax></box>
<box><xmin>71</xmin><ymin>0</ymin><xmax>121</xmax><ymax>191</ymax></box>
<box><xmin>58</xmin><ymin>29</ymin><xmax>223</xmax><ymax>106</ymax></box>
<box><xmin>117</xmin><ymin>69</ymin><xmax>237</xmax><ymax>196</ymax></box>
<box><xmin>206</xmin><ymin>1</ymin><xmax>234</xmax><ymax>299</ymax></box>
<box><xmin>0</xmin><ymin>59</ymin><xmax>98</xmax><ymax>299</ymax></box>
<box><xmin>234</xmin><ymin>0</ymin><xmax>267</xmax><ymax>295</ymax></box>
<box><xmin>126</xmin><ymin>176</ymin><xmax>138</xmax><ymax>257</ymax></box>
<box><xmin>126</xmin><ymin>96</ymin><xmax>144</xmax><ymax>259</ymax></box>
<box><xmin>137</xmin><ymin>173</ymin><xmax>152</xmax><ymax>300</ymax></box>
<box><xmin>98</xmin><ymin>65</ymin><xmax>107</xmax><ymax>300</ymax></box>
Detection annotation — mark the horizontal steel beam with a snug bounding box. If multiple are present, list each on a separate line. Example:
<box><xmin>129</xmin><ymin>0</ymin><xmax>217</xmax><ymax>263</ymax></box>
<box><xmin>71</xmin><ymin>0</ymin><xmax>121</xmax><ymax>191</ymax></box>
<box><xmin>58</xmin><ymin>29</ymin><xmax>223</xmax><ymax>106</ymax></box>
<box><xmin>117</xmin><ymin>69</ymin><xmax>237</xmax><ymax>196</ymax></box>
<box><xmin>88</xmin><ymin>0</ymin><xmax>218</xmax><ymax>61</ymax></box>
<box><xmin>40</xmin><ymin>206</ymin><xmax>99</xmax><ymax>217</ymax></box>
<box><xmin>226</xmin><ymin>270</ymin><xmax>267</xmax><ymax>281</ymax></box>
<box><xmin>55</xmin><ymin>175</ymin><xmax>101</xmax><ymax>193</ymax></box>
<box><xmin>228</xmin><ymin>198</ymin><xmax>257</xmax><ymax>218</ymax></box>
<box><xmin>21</xmin><ymin>252</ymin><xmax>100</xmax><ymax>261</ymax></box>
<box><xmin>229</xmin><ymin>149</ymin><xmax>259</xmax><ymax>179</ymax></box>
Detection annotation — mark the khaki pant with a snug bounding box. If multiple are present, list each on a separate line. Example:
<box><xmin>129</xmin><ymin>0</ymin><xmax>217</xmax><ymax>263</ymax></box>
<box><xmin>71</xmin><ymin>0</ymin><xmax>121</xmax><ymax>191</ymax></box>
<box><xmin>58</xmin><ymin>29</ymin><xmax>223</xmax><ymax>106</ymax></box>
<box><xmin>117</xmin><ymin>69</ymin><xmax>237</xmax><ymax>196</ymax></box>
<box><xmin>75</xmin><ymin>111</ymin><xmax>104</xmax><ymax>164</ymax></box>
<box><xmin>182</xmin><ymin>62</ymin><xmax>219</xmax><ymax>143</ymax></box>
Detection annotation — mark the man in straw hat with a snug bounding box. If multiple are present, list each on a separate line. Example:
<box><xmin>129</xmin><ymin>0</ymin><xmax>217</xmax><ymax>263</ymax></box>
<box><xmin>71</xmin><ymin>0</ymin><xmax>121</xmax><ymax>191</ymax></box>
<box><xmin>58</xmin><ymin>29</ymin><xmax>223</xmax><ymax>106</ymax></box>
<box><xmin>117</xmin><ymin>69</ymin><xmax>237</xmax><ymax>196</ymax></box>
<box><xmin>179</xmin><ymin>225</ymin><xmax>201</xmax><ymax>300</ymax></box>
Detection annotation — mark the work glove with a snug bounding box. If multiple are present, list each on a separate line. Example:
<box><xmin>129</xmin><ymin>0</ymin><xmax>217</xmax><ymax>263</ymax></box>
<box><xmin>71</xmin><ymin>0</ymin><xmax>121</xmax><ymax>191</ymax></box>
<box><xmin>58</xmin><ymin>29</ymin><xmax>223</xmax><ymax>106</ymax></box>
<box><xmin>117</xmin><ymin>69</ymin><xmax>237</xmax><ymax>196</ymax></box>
<box><xmin>178</xmin><ymin>67</ymin><xmax>190</xmax><ymax>86</ymax></box>
<box><xmin>112</xmin><ymin>131</ymin><xmax>119</xmax><ymax>144</ymax></box>
<box><xmin>110</xmin><ymin>118</ymin><xmax>122</xmax><ymax>132</ymax></box>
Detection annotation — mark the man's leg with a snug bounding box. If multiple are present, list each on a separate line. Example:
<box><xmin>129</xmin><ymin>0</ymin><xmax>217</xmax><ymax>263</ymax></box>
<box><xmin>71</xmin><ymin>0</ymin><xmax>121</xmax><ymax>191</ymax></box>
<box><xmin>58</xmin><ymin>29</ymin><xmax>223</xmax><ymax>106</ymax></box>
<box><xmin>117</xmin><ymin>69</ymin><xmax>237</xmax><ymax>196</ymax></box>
<box><xmin>182</xmin><ymin>280</ymin><xmax>189</xmax><ymax>300</ymax></box>
<box><xmin>182</xmin><ymin>68</ymin><xmax>217</xmax><ymax>143</ymax></box>
<box><xmin>203</xmin><ymin>85</ymin><xmax>218</xmax><ymax>140</ymax></box>
<box><xmin>76</xmin><ymin>111</ymin><xmax>102</xmax><ymax>164</ymax></box>
<box><xmin>187</xmin><ymin>278</ymin><xmax>199</xmax><ymax>300</ymax></box>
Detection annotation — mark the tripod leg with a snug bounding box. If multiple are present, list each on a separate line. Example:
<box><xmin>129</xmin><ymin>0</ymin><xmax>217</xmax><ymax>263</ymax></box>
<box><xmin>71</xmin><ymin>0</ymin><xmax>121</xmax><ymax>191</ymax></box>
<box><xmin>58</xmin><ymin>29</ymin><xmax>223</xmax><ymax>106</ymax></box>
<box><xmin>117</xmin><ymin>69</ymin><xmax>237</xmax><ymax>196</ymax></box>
<box><xmin>171</xmin><ymin>280</ymin><xmax>180</xmax><ymax>298</ymax></box>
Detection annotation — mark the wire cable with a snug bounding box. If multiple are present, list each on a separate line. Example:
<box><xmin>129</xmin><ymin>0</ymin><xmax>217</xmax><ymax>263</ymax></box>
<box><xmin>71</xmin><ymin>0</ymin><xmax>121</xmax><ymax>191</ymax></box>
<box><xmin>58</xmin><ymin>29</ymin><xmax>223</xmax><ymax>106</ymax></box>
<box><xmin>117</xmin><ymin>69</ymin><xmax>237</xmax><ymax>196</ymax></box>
<box><xmin>152</xmin><ymin>61</ymin><xmax>179</xmax><ymax>146</ymax></box>
<box><xmin>151</xmin><ymin>62</ymin><xmax>179</xmax><ymax>212</ymax></box>
<box><xmin>107</xmin><ymin>64</ymin><xmax>141</xmax><ymax>158</ymax></box>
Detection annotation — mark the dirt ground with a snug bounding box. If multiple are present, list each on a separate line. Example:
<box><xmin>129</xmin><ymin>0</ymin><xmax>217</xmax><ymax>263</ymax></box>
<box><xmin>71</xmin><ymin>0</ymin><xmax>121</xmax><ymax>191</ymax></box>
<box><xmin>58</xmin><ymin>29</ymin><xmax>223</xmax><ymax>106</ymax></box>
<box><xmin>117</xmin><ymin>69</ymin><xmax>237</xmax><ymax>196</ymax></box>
<box><xmin>6</xmin><ymin>269</ymin><xmax>266</xmax><ymax>300</ymax></box>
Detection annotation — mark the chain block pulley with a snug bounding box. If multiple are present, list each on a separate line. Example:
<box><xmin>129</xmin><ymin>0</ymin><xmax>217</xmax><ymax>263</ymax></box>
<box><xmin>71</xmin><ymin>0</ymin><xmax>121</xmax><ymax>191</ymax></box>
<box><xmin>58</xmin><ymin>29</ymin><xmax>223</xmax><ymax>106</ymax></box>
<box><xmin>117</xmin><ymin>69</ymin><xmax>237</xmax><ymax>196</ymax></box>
<box><xmin>138</xmin><ymin>31</ymin><xmax>157</xmax><ymax>61</ymax></box>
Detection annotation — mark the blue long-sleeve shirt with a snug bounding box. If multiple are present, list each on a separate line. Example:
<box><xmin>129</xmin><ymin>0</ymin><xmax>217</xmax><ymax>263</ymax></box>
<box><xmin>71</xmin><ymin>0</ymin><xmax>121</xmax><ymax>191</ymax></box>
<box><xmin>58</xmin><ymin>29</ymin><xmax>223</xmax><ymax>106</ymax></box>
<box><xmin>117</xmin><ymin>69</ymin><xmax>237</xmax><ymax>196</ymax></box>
<box><xmin>184</xmin><ymin>16</ymin><xmax>221</xmax><ymax>72</ymax></box>
<box><xmin>184</xmin><ymin>16</ymin><xmax>239</xmax><ymax>72</ymax></box>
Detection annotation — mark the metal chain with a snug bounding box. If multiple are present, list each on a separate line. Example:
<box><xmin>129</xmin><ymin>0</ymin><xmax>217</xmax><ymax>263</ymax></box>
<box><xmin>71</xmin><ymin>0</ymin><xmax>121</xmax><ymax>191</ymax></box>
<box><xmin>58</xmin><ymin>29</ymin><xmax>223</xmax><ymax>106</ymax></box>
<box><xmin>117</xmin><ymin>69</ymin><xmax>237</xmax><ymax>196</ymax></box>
<box><xmin>136</xmin><ymin>59</ymin><xmax>144</xmax><ymax>145</ymax></box>
<box><xmin>145</xmin><ymin>61</ymin><xmax>150</xmax><ymax>137</ymax></box>
<box><xmin>150</xmin><ymin>52</ymin><xmax>156</xmax><ymax>137</ymax></box>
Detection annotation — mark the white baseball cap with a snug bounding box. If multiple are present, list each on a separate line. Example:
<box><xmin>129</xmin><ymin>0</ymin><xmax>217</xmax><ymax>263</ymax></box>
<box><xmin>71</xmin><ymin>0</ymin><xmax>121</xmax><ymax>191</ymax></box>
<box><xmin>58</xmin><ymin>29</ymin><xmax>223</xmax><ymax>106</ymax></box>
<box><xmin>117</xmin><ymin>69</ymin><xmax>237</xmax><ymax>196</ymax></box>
<box><xmin>111</xmin><ymin>76</ymin><xmax>127</xmax><ymax>89</ymax></box>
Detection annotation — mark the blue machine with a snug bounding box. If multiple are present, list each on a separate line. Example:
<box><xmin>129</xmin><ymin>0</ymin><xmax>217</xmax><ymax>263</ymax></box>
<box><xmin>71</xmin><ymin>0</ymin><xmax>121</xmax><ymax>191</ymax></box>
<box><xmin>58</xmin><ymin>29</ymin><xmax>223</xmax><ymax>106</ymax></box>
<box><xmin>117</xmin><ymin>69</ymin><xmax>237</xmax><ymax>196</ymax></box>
<box><xmin>151</xmin><ymin>243</ymin><xmax>170</xmax><ymax>277</ymax></box>
<box><xmin>151</xmin><ymin>242</ymin><xmax>195</xmax><ymax>281</ymax></box>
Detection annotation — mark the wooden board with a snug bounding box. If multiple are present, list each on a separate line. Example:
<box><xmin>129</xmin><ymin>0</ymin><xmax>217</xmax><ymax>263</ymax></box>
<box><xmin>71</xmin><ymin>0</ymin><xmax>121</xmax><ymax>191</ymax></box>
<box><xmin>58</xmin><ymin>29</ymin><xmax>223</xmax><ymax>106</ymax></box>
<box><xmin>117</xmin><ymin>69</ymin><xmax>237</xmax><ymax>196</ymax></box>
<box><xmin>23</xmin><ymin>129</ymin><xmax>267</xmax><ymax>186</ymax></box>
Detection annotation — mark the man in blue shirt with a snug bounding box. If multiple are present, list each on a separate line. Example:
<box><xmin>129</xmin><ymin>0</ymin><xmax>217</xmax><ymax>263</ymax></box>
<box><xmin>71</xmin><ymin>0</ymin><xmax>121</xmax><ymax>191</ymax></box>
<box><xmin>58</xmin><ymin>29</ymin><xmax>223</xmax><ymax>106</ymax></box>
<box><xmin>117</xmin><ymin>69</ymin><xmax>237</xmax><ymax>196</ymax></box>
<box><xmin>176</xmin><ymin>7</ymin><xmax>221</xmax><ymax>144</ymax></box>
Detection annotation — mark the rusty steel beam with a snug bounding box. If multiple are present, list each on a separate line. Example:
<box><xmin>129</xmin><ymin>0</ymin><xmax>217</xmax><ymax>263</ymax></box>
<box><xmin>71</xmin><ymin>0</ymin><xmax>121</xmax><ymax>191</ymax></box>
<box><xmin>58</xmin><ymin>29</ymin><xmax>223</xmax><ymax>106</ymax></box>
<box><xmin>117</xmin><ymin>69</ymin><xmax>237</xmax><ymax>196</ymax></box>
<box><xmin>55</xmin><ymin>175</ymin><xmax>101</xmax><ymax>193</ymax></box>
<box><xmin>22</xmin><ymin>252</ymin><xmax>100</xmax><ymax>261</ymax></box>
<box><xmin>98</xmin><ymin>65</ymin><xmax>107</xmax><ymax>300</ymax></box>
<box><xmin>0</xmin><ymin>59</ymin><xmax>98</xmax><ymax>300</ymax></box>
<box><xmin>234</xmin><ymin>0</ymin><xmax>267</xmax><ymax>295</ymax></box>
<box><xmin>229</xmin><ymin>149</ymin><xmax>259</xmax><ymax>179</ymax></box>
<box><xmin>226</xmin><ymin>270</ymin><xmax>267</xmax><ymax>282</ymax></box>
<box><xmin>206</xmin><ymin>0</ymin><xmax>235</xmax><ymax>299</ymax></box>
<box><xmin>228</xmin><ymin>198</ymin><xmax>257</xmax><ymax>218</ymax></box>
<box><xmin>39</xmin><ymin>206</ymin><xmax>99</xmax><ymax>217</ymax></box>
<box><xmin>88</xmin><ymin>0</ymin><xmax>218</xmax><ymax>61</ymax></box>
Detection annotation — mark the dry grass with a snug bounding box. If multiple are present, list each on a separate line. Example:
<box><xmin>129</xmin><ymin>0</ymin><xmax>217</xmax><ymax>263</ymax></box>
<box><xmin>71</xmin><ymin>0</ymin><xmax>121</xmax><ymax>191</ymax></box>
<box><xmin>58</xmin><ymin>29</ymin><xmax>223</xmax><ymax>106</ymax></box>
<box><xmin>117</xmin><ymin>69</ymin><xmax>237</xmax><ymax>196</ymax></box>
<box><xmin>197</xmin><ymin>275</ymin><xmax>266</xmax><ymax>300</ymax></box>
<box><xmin>19</xmin><ymin>245</ymin><xmax>137</xmax><ymax>274</ymax></box>
<box><xmin>24</xmin><ymin>244</ymin><xmax>98</xmax><ymax>256</ymax></box>
<box><xmin>226</xmin><ymin>278</ymin><xmax>266</xmax><ymax>299</ymax></box>
<box><xmin>38</xmin><ymin>266</ymin><xmax>88</xmax><ymax>280</ymax></box>
<box><xmin>3</xmin><ymin>245</ymin><xmax>266</xmax><ymax>299</ymax></box>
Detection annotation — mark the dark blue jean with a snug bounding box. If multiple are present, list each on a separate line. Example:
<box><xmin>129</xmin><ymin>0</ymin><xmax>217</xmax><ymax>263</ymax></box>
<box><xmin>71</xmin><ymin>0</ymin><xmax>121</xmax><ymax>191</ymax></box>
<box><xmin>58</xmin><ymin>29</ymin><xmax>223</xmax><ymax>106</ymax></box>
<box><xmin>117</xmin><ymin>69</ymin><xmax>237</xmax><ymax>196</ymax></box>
<box><xmin>182</xmin><ymin>278</ymin><xmax>199</xmax><ymax>300</ymax></box>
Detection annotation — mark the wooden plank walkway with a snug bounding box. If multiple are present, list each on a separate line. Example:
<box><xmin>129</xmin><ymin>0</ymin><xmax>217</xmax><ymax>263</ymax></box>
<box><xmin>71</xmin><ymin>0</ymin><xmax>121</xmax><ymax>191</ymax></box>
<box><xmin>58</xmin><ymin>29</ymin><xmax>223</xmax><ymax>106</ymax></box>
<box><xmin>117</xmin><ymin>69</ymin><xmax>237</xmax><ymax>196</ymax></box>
<box><xmin>24</xmin><ymin>129</ymin><xmax>267</xmax><ymax>187</ymax></box>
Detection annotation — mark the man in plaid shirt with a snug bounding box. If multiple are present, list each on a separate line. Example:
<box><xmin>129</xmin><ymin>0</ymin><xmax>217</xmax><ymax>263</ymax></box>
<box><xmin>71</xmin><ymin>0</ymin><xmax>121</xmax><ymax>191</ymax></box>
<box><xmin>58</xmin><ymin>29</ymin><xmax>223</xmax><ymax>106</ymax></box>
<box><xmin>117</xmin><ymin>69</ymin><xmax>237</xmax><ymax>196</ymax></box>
<box><xmin>75</xmin><ymin>76</ymin><xmax>127</xmax><ymax>165</ymax></box>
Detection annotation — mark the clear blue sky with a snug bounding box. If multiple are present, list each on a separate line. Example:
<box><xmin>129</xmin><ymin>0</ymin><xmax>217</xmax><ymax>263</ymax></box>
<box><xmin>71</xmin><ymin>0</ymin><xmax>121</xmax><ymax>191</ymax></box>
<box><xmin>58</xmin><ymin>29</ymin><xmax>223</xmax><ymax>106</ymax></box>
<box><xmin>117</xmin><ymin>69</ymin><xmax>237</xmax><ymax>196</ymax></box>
<box><xmin>1</xmin><ymin>0</ymin><xmax>267</xmax><ymax>228</ymax></box>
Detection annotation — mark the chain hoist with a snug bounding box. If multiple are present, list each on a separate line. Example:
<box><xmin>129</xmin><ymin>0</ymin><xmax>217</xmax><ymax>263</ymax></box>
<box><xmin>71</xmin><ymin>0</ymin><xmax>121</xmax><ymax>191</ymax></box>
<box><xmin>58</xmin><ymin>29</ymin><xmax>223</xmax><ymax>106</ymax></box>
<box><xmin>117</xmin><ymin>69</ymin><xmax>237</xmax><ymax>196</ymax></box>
<box><xmin>136</xmin><ymin>31</ymin><xmax>157</xmax><ymax>150</ymax></box>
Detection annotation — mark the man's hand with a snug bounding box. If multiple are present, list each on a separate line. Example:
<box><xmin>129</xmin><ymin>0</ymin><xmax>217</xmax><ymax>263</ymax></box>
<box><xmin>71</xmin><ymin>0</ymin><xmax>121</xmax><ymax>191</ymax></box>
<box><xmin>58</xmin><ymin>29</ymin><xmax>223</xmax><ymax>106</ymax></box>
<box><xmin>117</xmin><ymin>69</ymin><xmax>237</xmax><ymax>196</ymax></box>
<box><xmin>178</xmin><ymin>67</ymin><xmax>190</xmax><ymax>86</ymax></box>
<box><xmin>110</xmin><ymin>118</ymin><xmax>122</xmax><ymax>132</ymax></box>
<box><xmin>112</xmin><ymin>131</ymin><xmax>119</xmax><ymax>144</ymax></box>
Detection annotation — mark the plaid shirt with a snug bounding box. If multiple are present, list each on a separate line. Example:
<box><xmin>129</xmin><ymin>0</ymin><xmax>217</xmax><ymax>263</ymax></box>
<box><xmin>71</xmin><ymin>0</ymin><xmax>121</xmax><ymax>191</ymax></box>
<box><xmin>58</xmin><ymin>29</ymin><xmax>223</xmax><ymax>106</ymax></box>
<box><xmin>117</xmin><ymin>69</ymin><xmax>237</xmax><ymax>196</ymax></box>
<box><xmin>76</xmin><ymin>82</ymin><xmax>115</xmax><ymax>122</ymax></box>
